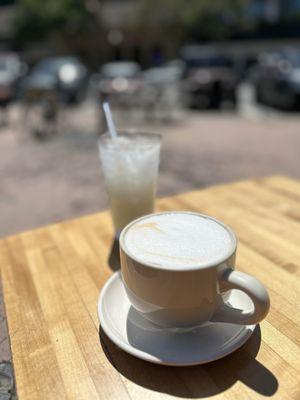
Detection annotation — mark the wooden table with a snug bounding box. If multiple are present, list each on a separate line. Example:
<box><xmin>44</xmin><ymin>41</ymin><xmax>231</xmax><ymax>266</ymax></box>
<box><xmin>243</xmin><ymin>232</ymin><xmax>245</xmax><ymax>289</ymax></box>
<box><xmin>1</xmin><ymin>176</ymin><xmax>299</xmax><ymax>399</ymax></box>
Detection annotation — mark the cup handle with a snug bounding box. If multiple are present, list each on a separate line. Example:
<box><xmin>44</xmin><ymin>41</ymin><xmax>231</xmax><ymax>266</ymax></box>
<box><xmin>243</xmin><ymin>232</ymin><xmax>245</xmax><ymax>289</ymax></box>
<box><xmin>211</xmin><ymin>268</ymin><xmax>270</xmax><ymax>325</ymax></box>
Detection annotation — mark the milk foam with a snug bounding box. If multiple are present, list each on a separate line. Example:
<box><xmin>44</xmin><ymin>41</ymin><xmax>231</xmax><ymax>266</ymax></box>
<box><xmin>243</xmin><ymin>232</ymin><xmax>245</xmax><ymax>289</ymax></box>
<box><xmin>123</xmin><ymin>213</ymin><xmax>233</xmax><ymax>269</ymax></box>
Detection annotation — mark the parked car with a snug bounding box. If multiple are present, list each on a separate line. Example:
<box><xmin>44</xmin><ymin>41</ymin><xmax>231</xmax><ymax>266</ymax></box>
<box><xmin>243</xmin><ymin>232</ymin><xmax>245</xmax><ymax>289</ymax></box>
<box><xmin>97</xmin><ymin>61</ymin><xmax>143</xmax><ymax>106</ymax></box>
<box><xmin>142</xmin><ymin>61</ymin><xmax>184</xmax><ymax>120</ymax></box>
<box><xmin>254</xmin><ymin>48</ymin><xmax>300</xmax><ymax>110</ymax></box>
<box><xmin>0</xmin><ymin>52</ymin><xmax>26</xmax><ymax>107</ymax></box>
<box><xmin>23</xmin><ymin>56</ymin><xmax>88</xmax><ymax>104</ymax></box>
<box><xmin>181</xmin><ymin>46</ymin><xmax>238</xmax><ymax>109</ymax></box>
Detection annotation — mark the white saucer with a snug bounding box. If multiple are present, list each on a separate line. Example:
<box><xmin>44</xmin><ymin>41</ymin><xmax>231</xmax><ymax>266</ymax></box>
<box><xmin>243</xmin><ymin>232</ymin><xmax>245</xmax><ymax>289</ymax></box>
<box><xmin>98</xmin><ymin>271</ymin><xmax>256</xmax><ymax>366</ymax></box>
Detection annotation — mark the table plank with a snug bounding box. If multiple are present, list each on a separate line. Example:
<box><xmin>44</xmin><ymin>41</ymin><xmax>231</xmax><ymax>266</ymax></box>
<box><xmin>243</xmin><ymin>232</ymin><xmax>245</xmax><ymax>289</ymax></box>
<box><xmin>1</xmin><ymin>238</ymin><xmax>66</xmax><ymax>400</ymax></box>
<box><xmin>1</xmin><ymin>176</ymin><xmax>300</xmax><ymax>399</ymax></box>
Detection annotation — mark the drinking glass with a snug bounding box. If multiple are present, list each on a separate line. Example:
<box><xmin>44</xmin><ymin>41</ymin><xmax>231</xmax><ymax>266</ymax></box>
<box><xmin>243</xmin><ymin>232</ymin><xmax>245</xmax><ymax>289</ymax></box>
<box><xmin>98</xmin><ymin>131</ymin><xmax>162</xmax><ymax>235</ymax></box>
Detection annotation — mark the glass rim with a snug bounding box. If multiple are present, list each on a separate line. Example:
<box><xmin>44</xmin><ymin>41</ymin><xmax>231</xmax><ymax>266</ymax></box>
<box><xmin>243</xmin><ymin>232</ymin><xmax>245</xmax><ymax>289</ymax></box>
<box><xmin>98</xmin><ymin>130</ymin><xmax>162</xmax><ymax>147</ymax></box>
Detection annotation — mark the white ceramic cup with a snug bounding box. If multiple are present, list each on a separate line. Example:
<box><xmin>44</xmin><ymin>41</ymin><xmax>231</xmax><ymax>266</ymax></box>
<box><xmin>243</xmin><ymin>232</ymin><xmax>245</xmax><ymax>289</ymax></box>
<box><xmin>119</xmin><ymin>212</ymin><xmax>270</xmax><ymax>328</ymax></box>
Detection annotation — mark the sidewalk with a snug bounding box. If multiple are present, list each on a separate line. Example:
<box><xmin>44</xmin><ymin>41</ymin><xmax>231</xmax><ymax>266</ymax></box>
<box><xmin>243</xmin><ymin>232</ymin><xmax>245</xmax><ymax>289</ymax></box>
<box><xmin>1</xmin><ymin>106</ymin><xmax>300</xmax><ymax>238</ymax></box>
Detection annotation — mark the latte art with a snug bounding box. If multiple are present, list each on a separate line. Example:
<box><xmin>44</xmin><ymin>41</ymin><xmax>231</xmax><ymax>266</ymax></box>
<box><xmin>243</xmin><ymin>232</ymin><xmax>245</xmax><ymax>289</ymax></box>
<box><xmin>123</xmin><ymin>212</ymin><xmax>234</xmax><ymax>269</ymax></box>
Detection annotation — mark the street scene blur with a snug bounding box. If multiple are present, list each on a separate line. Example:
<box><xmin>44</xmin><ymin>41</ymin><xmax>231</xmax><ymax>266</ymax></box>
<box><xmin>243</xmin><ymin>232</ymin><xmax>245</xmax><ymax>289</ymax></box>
<box><xmin>1</xmin><ymin>0</ymin><xmax>300</xmax><ymax>237</ymax></box>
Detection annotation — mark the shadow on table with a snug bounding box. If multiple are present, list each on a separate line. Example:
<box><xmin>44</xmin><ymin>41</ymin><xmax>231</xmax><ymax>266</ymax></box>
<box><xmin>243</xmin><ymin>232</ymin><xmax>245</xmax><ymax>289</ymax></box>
<box><xmin>99</xmin><ymin>325</ymin><xmax>278</xmax><ymax>398</ymax></box>
<box><xmin>108</xmin><ymin>237</ymin><xmax>121</xmax><ymax>271</ymax></box>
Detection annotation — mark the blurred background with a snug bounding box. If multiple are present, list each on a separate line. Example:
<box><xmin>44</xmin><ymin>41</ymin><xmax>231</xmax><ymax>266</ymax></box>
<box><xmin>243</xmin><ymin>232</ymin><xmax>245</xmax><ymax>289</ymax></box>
<box><xmin>1</xmin><ymin>0</ymin><xmax>300</xmax><ymax>237</ymax></box>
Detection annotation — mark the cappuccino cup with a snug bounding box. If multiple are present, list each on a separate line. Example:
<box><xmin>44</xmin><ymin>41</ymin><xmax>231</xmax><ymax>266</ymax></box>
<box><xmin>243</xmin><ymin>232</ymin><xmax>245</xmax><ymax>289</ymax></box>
<box><xmin>120</xmin><ymin>211</ymin><xmax>270</xmax><ymax>328</ymax></box>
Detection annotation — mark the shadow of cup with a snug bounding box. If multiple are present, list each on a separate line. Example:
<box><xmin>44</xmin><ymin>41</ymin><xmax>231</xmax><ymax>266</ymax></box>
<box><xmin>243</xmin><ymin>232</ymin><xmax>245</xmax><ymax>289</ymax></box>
<box><xmin>108</xmin><ymin>237</ymin><xmax>121</xmax><ymax>272</ymax></box>
<box><xmin>99</xmin><ymin>324</ymin><xmax>278</xmax><ymax>398</ymax></box>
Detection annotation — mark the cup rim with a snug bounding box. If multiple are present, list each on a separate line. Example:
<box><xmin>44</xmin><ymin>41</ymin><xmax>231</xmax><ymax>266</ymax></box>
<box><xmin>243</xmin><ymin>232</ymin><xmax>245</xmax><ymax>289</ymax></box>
<box><xmin>119</xmin><ymin>211</ymin><xmax>237</xmax><ymax>271</ymax></box>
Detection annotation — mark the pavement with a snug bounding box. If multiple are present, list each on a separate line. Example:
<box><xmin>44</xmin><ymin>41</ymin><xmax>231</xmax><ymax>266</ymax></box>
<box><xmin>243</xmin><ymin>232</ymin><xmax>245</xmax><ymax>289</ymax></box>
<box><xmin>0</xmin><ymin>283</ymin><xmax>16</xmax><ymax>399</ymax></box>
<box><xmin>0</xmin><ymin>85</ymin><xmax>300</xmax><ymax>394</ymax></box>
<box><xmin>1</xmin><ymin>87</ymin><xmax>300</xmax><ymax>238</ymax></box>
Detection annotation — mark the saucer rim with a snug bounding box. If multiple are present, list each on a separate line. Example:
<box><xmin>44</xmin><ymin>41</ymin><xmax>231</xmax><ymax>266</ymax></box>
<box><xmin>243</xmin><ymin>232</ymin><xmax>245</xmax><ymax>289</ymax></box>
<box><xmin>98</xmin><ymin>271</ymin><xmax>256</xmax><ymax>366</ymax></box>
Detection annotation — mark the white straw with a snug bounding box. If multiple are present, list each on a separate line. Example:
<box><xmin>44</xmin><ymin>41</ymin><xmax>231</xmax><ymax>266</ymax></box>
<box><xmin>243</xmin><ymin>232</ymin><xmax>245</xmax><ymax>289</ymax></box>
<box><xmin>102</xmin><ymin>102</ymin><xmax>118</xmax><ymax>139</ymax></box>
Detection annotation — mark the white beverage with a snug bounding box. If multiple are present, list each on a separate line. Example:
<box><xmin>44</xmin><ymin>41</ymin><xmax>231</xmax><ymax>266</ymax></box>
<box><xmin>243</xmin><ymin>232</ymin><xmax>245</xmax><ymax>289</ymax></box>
<box><xmin>99</xmin><ymin>132</ymin><xmax>161</xmax><ymax>232</ymax></box>
<box><xmin>123</xmin><ymin>212</ymin><xmax>233</xmax><ymax>269</ymax></box>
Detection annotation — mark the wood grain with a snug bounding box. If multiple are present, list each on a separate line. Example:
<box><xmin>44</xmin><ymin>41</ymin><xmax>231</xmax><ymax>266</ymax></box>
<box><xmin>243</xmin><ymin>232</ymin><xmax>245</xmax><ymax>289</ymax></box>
<box><xmin>1</xmin><ymin>175</ymin><xmax>300</xmax><ymax>399</ymax></box>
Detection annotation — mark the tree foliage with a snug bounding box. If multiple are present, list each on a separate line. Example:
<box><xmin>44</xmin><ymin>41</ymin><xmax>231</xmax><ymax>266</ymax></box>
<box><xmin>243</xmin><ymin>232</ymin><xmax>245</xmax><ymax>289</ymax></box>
<box><xmin>138</xmin><ymin>0</ymin><xmax>248</xmax><ymax>41</ymax></box>
<box><xmin>13</xmin><ymin>0</ymin><xmax>95</xmax><ymax>43</ymax></box>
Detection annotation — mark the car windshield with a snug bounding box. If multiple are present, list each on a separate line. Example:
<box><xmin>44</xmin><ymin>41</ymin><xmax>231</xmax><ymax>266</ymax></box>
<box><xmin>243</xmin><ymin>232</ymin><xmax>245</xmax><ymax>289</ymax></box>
<box><xmin>284</xmin><ymin>52</ymin><xmax>300</xmax><ymax>67</ymax></box>
<box><xmin>33</xmin><ymin>58</ymin><xmax>79</xmax><ymax>75</ymax></box>
<box><xmin>101</xmin><ymin>62</ymin><xmax>140</xmax><ymax>78</ymax></box>
<box><xmin>0</xmin><ymin>61</ymin><xmax>8</xmax><ymax>71</ymax></box>
<box><xmin>0</xmin><ymin>58</ymin><xmax>11</xmax><ymax>71</ymax></box>
<box><xmin>262</xmin><ymin>51</ymin><xmax>300</xmax><ymax>68</ymax></box>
